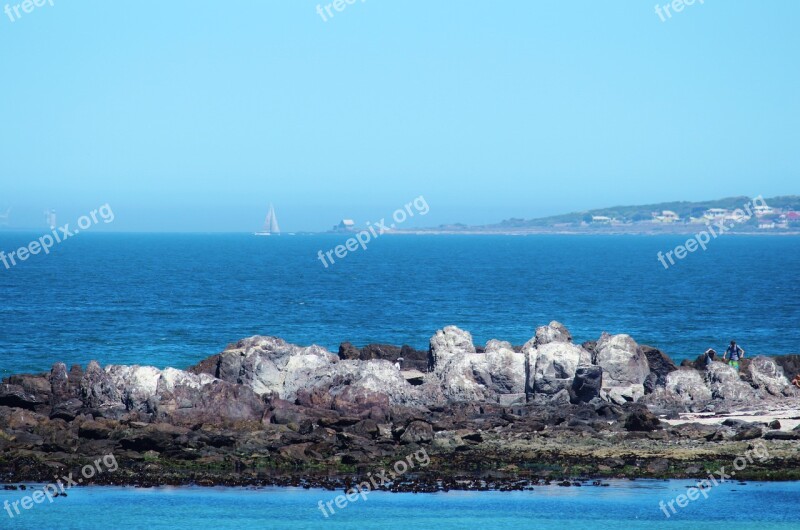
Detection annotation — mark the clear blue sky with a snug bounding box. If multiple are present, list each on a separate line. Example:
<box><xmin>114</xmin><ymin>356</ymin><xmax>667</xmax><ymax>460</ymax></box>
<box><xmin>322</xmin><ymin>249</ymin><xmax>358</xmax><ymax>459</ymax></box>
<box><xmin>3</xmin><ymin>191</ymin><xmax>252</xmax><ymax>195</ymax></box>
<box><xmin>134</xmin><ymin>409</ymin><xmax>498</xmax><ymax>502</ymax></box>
<box><xmin>1</xmin><ymin>1</ymin><xmax>797</xmax><ymax>231</ymax></box>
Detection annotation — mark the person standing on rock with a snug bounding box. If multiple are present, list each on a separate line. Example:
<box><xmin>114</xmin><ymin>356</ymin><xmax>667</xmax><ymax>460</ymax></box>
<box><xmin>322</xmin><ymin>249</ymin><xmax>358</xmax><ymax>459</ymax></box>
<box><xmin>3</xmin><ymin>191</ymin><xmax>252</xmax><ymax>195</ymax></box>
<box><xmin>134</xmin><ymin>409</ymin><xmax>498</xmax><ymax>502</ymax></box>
<box><xmin>723</xmin><ymin>340</ymin><xmax>745</xmax><ymax>371</ymax></box>
<box><xmin>703</xmin><ymin>348</ymin><xmax>717</xmax><ymax>368</ymax></box>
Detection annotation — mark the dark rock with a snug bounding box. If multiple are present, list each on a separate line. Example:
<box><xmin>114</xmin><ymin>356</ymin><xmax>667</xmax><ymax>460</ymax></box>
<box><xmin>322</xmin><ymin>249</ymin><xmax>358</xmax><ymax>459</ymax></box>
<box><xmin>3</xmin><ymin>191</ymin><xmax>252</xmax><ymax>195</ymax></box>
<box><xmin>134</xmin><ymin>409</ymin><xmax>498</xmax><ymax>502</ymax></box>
<box><xmin>571</xmin><ymin>366</ymin><xmax>602</xmax><ymax>403</ymax></box>
<box><xmin>733</xmin><ymin>426</ymin><xmax>763</xmax><ymax>441</ymax></box>
<box><xmin>78</xmin><ymin>420</ymin><xmax>114</xmax><ymax>440</ymax></box>
<box><xmin>763</xmin><ymin>430</ymin><xmax>800</xmax><ymax>441</ymax></box>
<box><xmin>0</xmin><ymin>384</ymin><xmax>45</xmax><ymax>411</ymax></box>
<box><xmin>640</xmin><ymin>345</ymin><xmax>678</xmax><ymax>385</ymax></box>
<box><xmin>768</xmin><ymin>420</ymin><xmax>781</xmax><ymax>430</ymax></box>
<box><xmin>400</xmin><ymin>421</ymin><xmax>433</xmax><ymax>443</ymax></box>
<box><xmin>643</xmin><ymin>373</ymin><xmax>658</xmax><ymax>395</ymax></box>
<box><xmin>624</xmin><ymin>406</ymin><xmax>661</xmax><ymax>432</ymax></box>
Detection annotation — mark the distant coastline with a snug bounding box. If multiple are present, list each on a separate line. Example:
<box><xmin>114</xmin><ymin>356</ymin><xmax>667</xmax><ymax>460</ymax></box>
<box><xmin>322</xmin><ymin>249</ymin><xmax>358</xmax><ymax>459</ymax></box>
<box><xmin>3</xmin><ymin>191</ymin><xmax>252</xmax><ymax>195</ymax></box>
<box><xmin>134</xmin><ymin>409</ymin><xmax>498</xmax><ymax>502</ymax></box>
<box><xmin>393</xmin><ymin>195</ymin><xmax>800</xmax><ymax>236</ymax></box>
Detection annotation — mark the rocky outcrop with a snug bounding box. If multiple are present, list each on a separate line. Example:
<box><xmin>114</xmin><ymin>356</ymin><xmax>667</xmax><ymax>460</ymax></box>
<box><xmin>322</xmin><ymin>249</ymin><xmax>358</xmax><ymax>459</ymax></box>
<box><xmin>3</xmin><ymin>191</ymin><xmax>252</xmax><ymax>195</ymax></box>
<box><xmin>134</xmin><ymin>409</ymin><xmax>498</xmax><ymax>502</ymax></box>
<box><xmin>747</xmin><ymin>356</ymin><xmax>792</xmax><ymax>396</ymax></box>
<box><xmin>704</xmin><ymin>362</ymin><xmax>760</xmax><ymax>403</ymax></box>
<box><xmin>594</xmin><ymin>333</ymin><xmax>649</xmax><ymax>404</ymax></box>
<box><xmin>524</xmin><ymin>338</ymin><xmax>592</xmax><ymax>396</ymax></box>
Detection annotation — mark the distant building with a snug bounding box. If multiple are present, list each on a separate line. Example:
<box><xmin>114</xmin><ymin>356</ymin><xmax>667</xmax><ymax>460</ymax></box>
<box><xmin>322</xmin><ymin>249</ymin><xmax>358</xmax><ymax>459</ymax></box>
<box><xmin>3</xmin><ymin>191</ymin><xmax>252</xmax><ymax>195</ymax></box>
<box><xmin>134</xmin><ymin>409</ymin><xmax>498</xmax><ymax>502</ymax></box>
<box><xmin>332</xmin><ymin>219</ymin><xmax>356</xmax><ymax>232</ymax></box>
<box><xmin>652</xmin><ymin>210</ymin><xmax>680</xmax><ymax>223</ymax></box>
<box><xmin>758</xmin><ymin>219</ymin><xmax>776</xmax><ymax>229</ymax></box>
<box><xmin>704</xmin><ymin>208</ymin><xmax>728</xmax><ymax>220</ymax></box>
<box><xmin>591</xmin><ymin>215</ymin><xmax>612</xmax><ymax>224</ymax></box>
<box><xmin>753</xmin><ymin>203</ymin><xmax>775</xmax><ymax>217</ymax></box>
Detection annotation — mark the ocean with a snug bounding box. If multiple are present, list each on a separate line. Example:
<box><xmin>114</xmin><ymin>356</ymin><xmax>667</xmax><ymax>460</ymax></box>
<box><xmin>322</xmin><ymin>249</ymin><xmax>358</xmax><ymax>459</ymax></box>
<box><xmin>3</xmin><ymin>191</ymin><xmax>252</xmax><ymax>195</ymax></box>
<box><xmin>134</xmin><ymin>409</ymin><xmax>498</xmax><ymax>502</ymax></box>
<box><xmin>1</xmin><ymin>233</ymin><xmax>798</xmax><ymax>376</ymax></box>
<box><xmin>2</xmin><ymin>481</ymin><xmax>799</xmax><ymax>529</ymax></box>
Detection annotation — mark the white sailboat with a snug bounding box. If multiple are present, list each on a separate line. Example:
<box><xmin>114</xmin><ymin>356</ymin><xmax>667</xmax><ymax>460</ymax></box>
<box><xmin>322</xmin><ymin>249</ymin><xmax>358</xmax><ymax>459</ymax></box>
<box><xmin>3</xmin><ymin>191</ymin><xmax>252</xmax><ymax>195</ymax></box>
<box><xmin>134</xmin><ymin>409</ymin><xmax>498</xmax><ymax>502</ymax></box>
<box><xmin>255</xmin><ymin>204</ymin><xmax>280</xmax><ymax>236</ymax></box>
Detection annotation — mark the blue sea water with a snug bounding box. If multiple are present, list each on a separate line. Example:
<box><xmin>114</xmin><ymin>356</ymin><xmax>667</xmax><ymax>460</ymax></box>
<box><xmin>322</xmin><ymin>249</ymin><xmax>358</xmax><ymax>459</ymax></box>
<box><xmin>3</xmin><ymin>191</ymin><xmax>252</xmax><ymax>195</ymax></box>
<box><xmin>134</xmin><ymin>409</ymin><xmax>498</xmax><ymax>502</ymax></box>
<box><xmin>1</xmin><ymin>233</ymin><xmax>798</xmax><ymax>376</ymax></box>
<box><xmin>1</xmin><ymin>481</ymin><xmax>799</xmax><ymax>529</ymax></box>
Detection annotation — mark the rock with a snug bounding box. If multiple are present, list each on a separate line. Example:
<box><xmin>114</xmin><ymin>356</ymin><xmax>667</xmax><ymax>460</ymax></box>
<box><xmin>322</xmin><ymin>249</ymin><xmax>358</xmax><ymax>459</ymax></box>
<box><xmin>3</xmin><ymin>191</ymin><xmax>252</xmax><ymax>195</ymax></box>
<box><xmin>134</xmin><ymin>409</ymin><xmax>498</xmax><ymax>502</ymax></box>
<box><xmin>763</xmin><ymin>430</ymin><xmax>800</xmax><ymax>441</ymax></box>
<box><xmin>0</xmin><ymin>384</ymin><xmax>44</xmax><ymax>411</ymax></box>
<box><xmin>80</xmin><ymin>361</ymin><xmax>123</xmax><ymax>411</ymax></box>
<box><xmin>533</xmin><ymin>321</ymin><xmax>572</xmax><ymax>347</ymax></box>
<box><xmin>78</xmin><ymin>420</ymin><xmax>114</xmax><ymax>440</ymax></box>
<box><xmin>640</xmin><ymin>345</ymin><xmax>678</xmax><ymax>385</ymax></box>
<box><xmin>662</xmin><ymin>369</ymin><xmax>713</xmax><ymax>410</ymax></box>
<box><xmin>215</xmin><ymin>336</ymin><xmax>338</xmax><ymax>400</ymax></box>
<box><xmin>747</xmin><ymin>356</ymin><xmax>790</xmax><ymax>396</ymax></box>
<box><xmin>704</xmin><ymin>362</ymin><xmax>760</xmax><ymax>402</ymax></box>
<box><xmin>49</xmin><ymin>363</ymin><xmax>71</xmax><ymax>404</ymax></box>
<box><xmin>480</xmin><ymin>340</ymin><xmax>526</xmax><ymax>395</ymax></box>
<box><xmin>49</xmin><ymin>398</ymin><xmax>83</xmax><ymax>421</ymax></box>
<box><xmin>733</xmin><ymin>426</ymin><xmax>763</xmax><ymax>441</ymax></box>
<box><xmin>400</xmin><ymin>421</ymin><xmax>434</xmax><ymax>443</ymax></box>
<box><xmin>429</xmin><ymin>326</ymin><xmax>477</xmax><ymax>372</ymax></box>
<box><xmin>623</xmin><ymin>406</ymin><xmax>661</xmax><ymax>432</ymax></box>
<box><xmin>525</xmin><ymin>339</ymin><xmax>592</xmax><ymax>396</ymax></box>
<box><xmin>643</xmin><ymin>373</ymin><xmax>658</xmax><ymax>395</ymax></box>
<box><xmin>594</xmin><ymin>333</ymin><xmax>649</xmax><ymax>402</ymax></box>
<box><xmin>571</xmin><ymin>365</ymin><xmax>602</xmax><ymax>403</ymax></box>
<box><xmin>337</xmin><ymin>342</ymin><xmax>361</xmax><ymax>360</ymax></box>
<box><xmin>768</xmin><ymin>420</ymin><xmax>781</xmax><ymax>430</ymax></box>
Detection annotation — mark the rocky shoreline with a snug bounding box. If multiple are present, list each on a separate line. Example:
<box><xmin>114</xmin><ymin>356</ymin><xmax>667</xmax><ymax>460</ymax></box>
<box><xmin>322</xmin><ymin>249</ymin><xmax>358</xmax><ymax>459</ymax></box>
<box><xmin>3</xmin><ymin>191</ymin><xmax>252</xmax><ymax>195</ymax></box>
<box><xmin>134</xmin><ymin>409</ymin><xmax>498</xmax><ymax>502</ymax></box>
<box><xmin>3</xmin><ymin>322</ymin><xmax>800</xmax><ymax>490</ymax></box>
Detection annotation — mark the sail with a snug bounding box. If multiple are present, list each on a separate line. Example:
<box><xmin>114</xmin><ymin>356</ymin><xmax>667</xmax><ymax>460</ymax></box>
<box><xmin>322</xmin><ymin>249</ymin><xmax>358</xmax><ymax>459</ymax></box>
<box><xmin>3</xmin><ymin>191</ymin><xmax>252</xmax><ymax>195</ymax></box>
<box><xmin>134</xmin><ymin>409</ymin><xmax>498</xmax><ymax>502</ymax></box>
<box><xmin>262</xmin><ymin>204</ymin><xmax>280</xmax><ymax>234</ymax></box>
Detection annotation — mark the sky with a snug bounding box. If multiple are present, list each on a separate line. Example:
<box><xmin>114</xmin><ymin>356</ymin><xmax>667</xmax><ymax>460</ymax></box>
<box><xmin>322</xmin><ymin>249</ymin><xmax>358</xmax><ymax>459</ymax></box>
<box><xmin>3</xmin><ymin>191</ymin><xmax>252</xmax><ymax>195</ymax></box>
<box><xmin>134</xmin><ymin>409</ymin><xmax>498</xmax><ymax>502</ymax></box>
<box><xmin>1</xmin><ymin>1</ymin><xmax>798</xmax><ymax>232</ymax></box>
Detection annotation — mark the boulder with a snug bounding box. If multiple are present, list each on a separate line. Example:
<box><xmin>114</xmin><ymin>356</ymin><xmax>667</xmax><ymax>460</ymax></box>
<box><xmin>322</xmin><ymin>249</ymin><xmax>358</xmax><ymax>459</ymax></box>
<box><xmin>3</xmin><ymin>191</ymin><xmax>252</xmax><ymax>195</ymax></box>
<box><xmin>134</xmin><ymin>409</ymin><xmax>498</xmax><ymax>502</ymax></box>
<box><xmin>594</xmin><ymin>333</ymin><xmax>649</xmax><ymax>402</ymax></box>
<box><xmin>640</xmin><ymin>345</ymin><xmax>678</xmax><ymax>385</ymax></box>
<box><xmin>400</xmin><ymin>421</ymin><xmax>434</xmax><ymax>443</ymax></box>
<box><xmin>480</xmin><ymin>340</ymin><xmax>526</xmax><ymax>395</ymax></box>
<box><xmin>571</xmin><ymin>365</ymin><xmax>602</xmax><ymax>403</ymax></box>
<box><xmin>662</xmin><ymin>369</ymin><xmax>713</xmax><ymax>410</ymax></box>
<box><xmin>704</xmin><ymin>362</ymin><xmax>760</xmax><ymax>402</ymax></box>
<box><xmin>0</xmin><ymin>384</ymin><xmax>44</xmax><ymax>411</ymax></box>
<box><xmin>215</xmin><ymin>336</ymin><xmax>338</xmax><ymax>400</ymax></box>
<box><xmin>747</xmin><ymin>356</ymin><xmax>790</xmax><ymax>397</ymax></box>
<box><xmin>533</xmin><ymin>321</ymin><xmax>572</xmax><ymax>347</ymax></box>
<box><xmin>624</xmin><ymin>406</ymin><xmax>661</xmax><ymax>432</ymax></box>
<box><xmin>525</xmin><ymin>339</ymin><xmax>592</xmax><ymax>396</ymax></box>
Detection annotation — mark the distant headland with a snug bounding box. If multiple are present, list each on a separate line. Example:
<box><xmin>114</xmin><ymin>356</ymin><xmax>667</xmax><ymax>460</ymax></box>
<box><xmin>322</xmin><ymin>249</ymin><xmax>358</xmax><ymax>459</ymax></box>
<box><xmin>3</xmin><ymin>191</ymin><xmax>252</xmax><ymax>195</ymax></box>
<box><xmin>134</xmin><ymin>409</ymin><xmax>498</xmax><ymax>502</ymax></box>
<box><xmin>399</xmin><ymin>195</ymin><xmax>800</xmax><ymax>235</ymax></box>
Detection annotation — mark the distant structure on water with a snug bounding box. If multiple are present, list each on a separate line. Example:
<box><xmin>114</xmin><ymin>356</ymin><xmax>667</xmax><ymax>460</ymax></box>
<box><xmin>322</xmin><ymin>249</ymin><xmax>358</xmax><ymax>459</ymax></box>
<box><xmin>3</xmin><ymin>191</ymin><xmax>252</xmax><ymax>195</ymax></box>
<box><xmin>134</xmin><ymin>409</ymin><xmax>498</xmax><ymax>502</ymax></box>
<box><xmin>44</xmin><ymin>209</ymin><xmax>56</xmax><ymax>230</ymax></box>
<box><xmin>255</xmin><ymin>204</ymin><xmax>280</xmax><ymax>236</ymax></box>
<box><xmin>331</xmin><ymin>219</ymin><xmax>356</xmax><ymax>233</ymax></box>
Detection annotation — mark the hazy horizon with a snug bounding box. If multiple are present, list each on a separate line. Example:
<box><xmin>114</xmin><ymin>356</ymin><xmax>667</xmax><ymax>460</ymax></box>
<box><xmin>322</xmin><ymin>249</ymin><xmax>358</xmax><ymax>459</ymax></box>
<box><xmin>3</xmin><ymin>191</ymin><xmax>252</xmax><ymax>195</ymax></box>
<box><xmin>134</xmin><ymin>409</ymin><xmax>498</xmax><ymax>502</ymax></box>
<box><xmin>2</xmin><ymin>2</ymin><xmax>798</xmax><ymax>232</ymax></box>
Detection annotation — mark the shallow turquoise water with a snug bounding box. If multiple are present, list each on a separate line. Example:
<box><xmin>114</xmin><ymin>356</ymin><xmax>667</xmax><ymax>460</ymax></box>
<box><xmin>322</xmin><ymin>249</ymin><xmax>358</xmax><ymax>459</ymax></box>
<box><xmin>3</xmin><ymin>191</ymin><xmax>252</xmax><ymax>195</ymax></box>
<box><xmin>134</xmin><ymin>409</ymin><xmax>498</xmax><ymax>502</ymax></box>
<box><xmin>2</xmin><ymin>481</ymin><xmax>798</xmax><ymax>529</ymax></box>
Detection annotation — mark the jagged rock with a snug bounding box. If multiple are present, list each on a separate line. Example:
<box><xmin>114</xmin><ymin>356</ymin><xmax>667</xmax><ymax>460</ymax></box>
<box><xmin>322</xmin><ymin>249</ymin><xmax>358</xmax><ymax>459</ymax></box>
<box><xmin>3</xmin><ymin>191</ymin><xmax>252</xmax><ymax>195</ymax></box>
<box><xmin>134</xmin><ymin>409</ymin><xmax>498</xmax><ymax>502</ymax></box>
<box><xmin>640</xmin><ymin>345</ymin><xmax>678</xmax><ymax>385</ymax></box>
<box><xmin>215</xmin><ymin>336</ymin><xmax>338</xmax><ymax>400</ymax></box>
<box><xmin>747</xmin><ymin>356</ymin><xmax>790</xmax><ymax>396</ymax></box>
<box><xmin>525</xmin><ymin>338</ymin><xmax>592</xmax><ymax>396</ymax></box>
<box><xmin>49</xmin><ymin>363</ymin><xmax>71</xmax><ymax>404</ymax></box>
<box><xmin>480</xmin><ymin>340</ymin><xmax>526</xmax><ymax>395</ymax></box>
<box><xmin>0</xmin><ymin>384</ymin><xmax>44</xmax><ymax>411</ymax></box>
<box><xmin>400</xmin><ymin>420</ymin><xmax>434</xmax><ymax>443</ymax></box>
<box><xmin>78</xmin><ymin>420</ymin><xmax>114</xmax><ymax>440</ymax></box>
<box><xmin>704</xmin><ymin>362</ymin><xmax>760</xmax><ymax>402</ymax></box>
<box><xmin>429</xmin><ymin>326</ymin><xmax>477</xmax><ymax>371</ymax></box>
<box><xmin>643</xmin><ymin>373</ymin><xmax>658</xmax><ymax>394</ymax></box>
<box><xmin>662</xmin><ymin>369</ymin><xmax>713</xmax><ymax>410</ymax></box>
<box><xmin>594</xmin><ymin>333</ymin><xmax>649</xmax><ymax>402</ymax></box>
<box><xmin>571</xmin><ymin>365</ymin><xmax>602</xmax><ymax>403</ymax></box>
<box><xmin>80</xmin><ymin>361</ymin><xmax>122</xmax><ymax>411</ymax></box>
<box><xmin>533</xmin><ymin>321</ymin><xmax>572</xmax><ymax>347</ymax></box>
